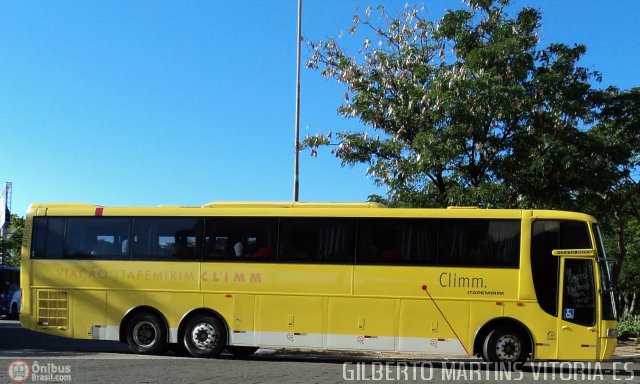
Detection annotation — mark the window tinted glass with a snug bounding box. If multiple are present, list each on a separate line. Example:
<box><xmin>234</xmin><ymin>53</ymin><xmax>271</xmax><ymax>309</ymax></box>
<box><xmin>531</xmin><ymin>221</ymin><xmax>560</xmax><ymax>316</ymax></box>
<box><xmin>132</xmin><ymin>218</ymin><xmax>202</xmax><ymax>260</ymax></box>
<box><xmin>562</xmin><ymin>259</ymin><xmax>596</xmax><ymax>326</ymax></box>
<box><xmin>30</xmin><ymin>216</ymin><xmax>521</xmax><ymax>268</ymax></box>
<box><xmin>47</xmin><ymin>218</ymin><xmax>66</xmax><ymax>258</ymax></box>
<box><xmin>279</xmin><ymin>219</ymin><xmax>355</xmax><ymax>263</ymax></box>
<box><xmin>204</xmin><ymin>218</ymin><xmax>277</xmax><ymax>261</ymax></box>
<box><xmin>487</xmin><ymin>221</ymin><xmax>521</xmax><ymax>265</ymax></box>
<box><xmin>356</xmin><ymin>219</ymin><xmax>519</xmax><ymax>267</ymax></box>
<box><xmin>66</xmin><ymin>218</ymin><xmax>131</xmax><ymax>259</ymax></box>
<box><xmin>357</xmin><ymin>220</ymin><xmax>437</xmax><ymax>264</ymax></box>
<box><xmin>32</xmin><ymin>217</ymin><xmax>129</xmax><ymax>259</ymax></box>
<box><xmin>559</xmin><ymin>221</ymin><xmax>591</xmax><ymax>249</ymax></box>
<box><xmin>32</xmin><ymin>217</ymin><xmax>65</xmax><ymax>259</ymax></box>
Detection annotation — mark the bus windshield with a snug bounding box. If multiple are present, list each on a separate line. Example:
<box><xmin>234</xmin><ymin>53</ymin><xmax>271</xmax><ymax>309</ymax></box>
<box><xmin>593</xmin><ymin>224</ymin><xmax>617</xmax><ymax>320</ymax></box>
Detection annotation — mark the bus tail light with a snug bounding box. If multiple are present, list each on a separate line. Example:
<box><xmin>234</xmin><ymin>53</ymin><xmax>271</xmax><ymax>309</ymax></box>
<box><xmin>606</xmin><ymin>328</ymin><xmax>617</xmax><ymax>338</ymax></box>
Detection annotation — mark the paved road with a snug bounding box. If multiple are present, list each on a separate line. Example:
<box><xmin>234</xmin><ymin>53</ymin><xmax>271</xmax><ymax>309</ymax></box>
<box><xmin>1</xmin><ymin>319</ymin><xmax>639</xmax><ymax>383</ymax></box>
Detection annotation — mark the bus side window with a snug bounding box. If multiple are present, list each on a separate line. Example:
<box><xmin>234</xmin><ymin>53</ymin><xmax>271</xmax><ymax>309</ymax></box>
<box><xmin>132</xmin><ymin>218</ymin><xmax>202</xmax><ymax>260</ymax></box>
<box><xmin>32</xmin><ymin>218</ymin><xmax>66</xmax><ymax>259</ymax></box>
<box><xmin>356</xmin><ymin>220</ymin><xmax>400</xmax><ymax>264</ymax></box>
<box><xmin>204</xmin><ymin>236</ymin><xmax>228</xmax><ymax>258</ymax></box>
<box><xmin>67</xmin><ymin>218</ymin><xmax>131</xmax><ymax>259</ymax></box>
<box><xmin>357</xmin><ymin>220</ymin><xmax>437</xmax><ymax>265</ymax></box>
<box><xmin>204</xmin><ymin>218</ymin><xmax>277</xmax><ymax>262</ymax></box>
<box><xmin>279</xmin><ymin>219</ymin><xmax>355</xmax><ymax>263</ymax></box>
<box><xmin>437</xmin><ymin>220</ymin><xmax>519</xmax><ymax>267</ymax></box>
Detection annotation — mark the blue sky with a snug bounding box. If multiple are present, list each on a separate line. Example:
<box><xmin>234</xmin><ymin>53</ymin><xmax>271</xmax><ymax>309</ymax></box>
<box><xmin>1</xmin><ymin>1</ymin><xmax>639</xmax><ymax>216</ymax></box>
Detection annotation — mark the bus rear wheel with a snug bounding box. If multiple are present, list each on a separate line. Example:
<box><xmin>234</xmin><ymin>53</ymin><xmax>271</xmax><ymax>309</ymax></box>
<box><xmin>183</xmin><ymin>314</ymin><xmax>226</xmax><ymax>358</ymax></box>
<box><xmin>126</xmin><ymin>313</ymin><xmax>167</xmax><ymax>355</ymax></box>
<box><xmin>482</xmin><ymin>326</ymin><xmax>528</xmax><ymax>364</ymax></box>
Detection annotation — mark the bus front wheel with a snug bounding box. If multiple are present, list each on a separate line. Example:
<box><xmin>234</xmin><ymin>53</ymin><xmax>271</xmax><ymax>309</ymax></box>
<box><xmin>126</xmin><ymin>313</ymin><xmax>167</xmax><ymax>355</ymax></box>
<box><xmin>182</xmin><ymin>314</ymin><xmax>226</xmax><ymax>358</ymax></box>
<box><xmin>482</xmin><ymin>326</ymin><xmax>528</xmax><ymax>364</ymax></box>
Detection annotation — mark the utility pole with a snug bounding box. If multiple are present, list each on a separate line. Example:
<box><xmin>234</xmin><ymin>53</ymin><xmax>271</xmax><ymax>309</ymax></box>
<box><xmin>0</xmin><ymin>182</ymin><xmax>11</xmax><ymax>265</ymax></box>
<box><xmin>293</xmin><ymin>0</ymin><xmax>302</xmax><ymax>202</ymax></box>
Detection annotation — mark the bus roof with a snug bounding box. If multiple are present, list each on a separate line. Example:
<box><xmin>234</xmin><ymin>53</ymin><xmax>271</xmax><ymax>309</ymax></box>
<box><xmin>26</xmin><ymin>202</ymin><xmax>597</xmax><ymax>222</ymax></box>
<box><xmin>201</xmin><ymin>201</ymin><xmax>387</xmax><ymax>209</ymax></box>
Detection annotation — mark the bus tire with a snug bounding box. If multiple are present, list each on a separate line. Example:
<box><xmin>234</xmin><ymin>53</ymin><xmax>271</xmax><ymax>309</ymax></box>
<box><xmin>126</xmin><ymin>313</ymin><xmax>167</xmax><ymax>355</ymax></box>
<box><xmin>482</xmin><ymin>326</ymin><xmax>528</xmax><ymax>364</ymax></box>
<box><xmin>183</xmin><ymin>314</ymin><xmax>226</xmax><ymax>358</ymax></box>
<box><xmin>226</xmin><ymin>346</ymin><xmax>259</xmax><ymax>357</ymax></box>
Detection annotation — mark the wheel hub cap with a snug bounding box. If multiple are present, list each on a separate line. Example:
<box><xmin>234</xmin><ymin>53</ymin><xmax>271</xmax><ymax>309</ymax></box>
<box><xmin>495</xmin><ymin>335</ymin><xmax>521</xmax><ymax>362</ymax></box>
<box><xmin>191</xmin><ymin>323</ymin><xmax>216</xmax><ymax>349</ymax></box>
<box><xmin>133</xmin><ymin>321</ymin><xmax>157</xmax><ymax>348</ymax></box>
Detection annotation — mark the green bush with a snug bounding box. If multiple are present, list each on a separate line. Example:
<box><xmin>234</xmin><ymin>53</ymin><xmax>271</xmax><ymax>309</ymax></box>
<box><xmin>617</xmin><ymin>314</ymin><xmax>640</xmax><ymax>339</ymax></box>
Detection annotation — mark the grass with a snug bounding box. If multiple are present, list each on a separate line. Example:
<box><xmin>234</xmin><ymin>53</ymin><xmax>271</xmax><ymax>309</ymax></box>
<box><xmin>617</xmin><ymin>314</ymin><xmax>640</xmax><ymax>339</ymax></box>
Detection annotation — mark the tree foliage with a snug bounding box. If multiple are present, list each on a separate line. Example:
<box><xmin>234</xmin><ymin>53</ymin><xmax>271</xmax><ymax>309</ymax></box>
<box><xmin>304</xmin><ymin>0</ymin><xmax>603</xmax><ymax>208</ymax></box>
<box><xmin>0</xmin><ymin>214</ymin><xmax>25</xmax><ymax>267</ymax></box>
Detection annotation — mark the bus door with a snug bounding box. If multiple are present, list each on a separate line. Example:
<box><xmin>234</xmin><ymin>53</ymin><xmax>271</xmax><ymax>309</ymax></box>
<box><xmin>557</xmin><ymin>257</ymin><xmax>599</xmax><ymax>360</ymax></box>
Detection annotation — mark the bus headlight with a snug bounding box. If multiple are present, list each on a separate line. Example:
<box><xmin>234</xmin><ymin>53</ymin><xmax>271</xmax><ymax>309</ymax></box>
<box><xmin>606</xmin><ymin>328</ymin><xmax>617</xmax><ymax>338</ymax></box>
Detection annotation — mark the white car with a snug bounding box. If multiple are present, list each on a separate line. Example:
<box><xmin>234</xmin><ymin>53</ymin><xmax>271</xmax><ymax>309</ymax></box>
<box><xmin>9</xmin><ymin>289</ymin><xmax>20</xmax><ymax>320</ymax></box>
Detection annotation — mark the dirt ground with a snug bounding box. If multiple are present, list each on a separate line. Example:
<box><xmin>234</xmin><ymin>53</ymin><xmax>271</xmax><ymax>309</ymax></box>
<box><xmin>615</xmin><ymin>340</ymin><xmax>640</xmax><ymax>357</ymax></box>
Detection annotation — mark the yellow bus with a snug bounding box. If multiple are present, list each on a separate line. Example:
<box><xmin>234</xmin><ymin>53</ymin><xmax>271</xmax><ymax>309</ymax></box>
<box><xmin>19</xmin><ymin>202</ymin><xmax>617</xmax><ymax>362</ymax></box>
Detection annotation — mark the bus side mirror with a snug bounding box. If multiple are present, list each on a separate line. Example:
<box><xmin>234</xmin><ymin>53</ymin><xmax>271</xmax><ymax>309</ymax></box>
<box><xmin>551</xmin><ymin>249</ymin><xmax>595</xmax><ymax>257</ymax></box>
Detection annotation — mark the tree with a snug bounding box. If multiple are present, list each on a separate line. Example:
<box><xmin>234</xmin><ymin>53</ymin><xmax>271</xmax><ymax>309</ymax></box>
<box><xmin>0</xmin><ymin>214</ymin><xmax>25</xmax><ymax>267</ymax></box>
<box><xmin>585</xmin><ymin>87</ymin><xmax>640</xmax><ymax>313</ymax></box>
<box><xmin>304</xmin><ymin>0</ymin><xmax>602</xmax><ymax>208</ymax></box>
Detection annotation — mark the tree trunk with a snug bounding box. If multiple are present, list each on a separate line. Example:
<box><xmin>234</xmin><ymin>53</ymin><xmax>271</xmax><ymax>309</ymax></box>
<box><xmin>623</xmin><ymin>293</ymin><xmax>632</xmax><ymax>316</ymax></box>
<box><xmin>611</xmin><ymin>212</ymin><xmax>626</xmax><ymax>289</ymax></box>
<box><xmin>629</xmin><ymin>292</ymin><xmax>639</xmax><ymax>315</ymax></box>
